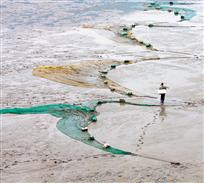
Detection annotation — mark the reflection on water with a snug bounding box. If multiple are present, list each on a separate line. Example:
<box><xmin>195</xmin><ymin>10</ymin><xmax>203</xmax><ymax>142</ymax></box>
<box><xmin>159</xmin><ymin>105</ymin><xmax>167</xmax><ymax>121</ymax></box>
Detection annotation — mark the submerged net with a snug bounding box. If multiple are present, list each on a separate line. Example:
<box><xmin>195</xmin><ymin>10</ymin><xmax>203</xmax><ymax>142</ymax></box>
<box><xmin>148</xmin><ymin>2</ymin><xmax>196</xmax><ymax>21</ymax></box>
<box><xmin>0</xmin><ymin>101</ymin><xmax>138</xmax><ymax>155</ymax></box>
<box><xmin>32</xmin><ymin>61</ymin><xmax>120</xmax><ymax>88</ymax></box>
<box><xmin>32</xmin><ymin>60</ymin><xmax>142</xmax><ymax>98</ymax></box>
<box><xmin>56</xmin><ymin>116</ymin><xmax>131</xmax><ymax>155</ymax></box>
<box><xmin>1</xmin><ymin>99</ymin><xmax>179</xmax><ymax>155</ymax></box>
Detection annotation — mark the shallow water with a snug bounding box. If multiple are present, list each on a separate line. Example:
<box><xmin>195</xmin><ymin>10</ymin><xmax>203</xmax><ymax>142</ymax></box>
<box><xmin>1</xmin><ymin>0</ymin><xmax>203</xmax><ymax>182</ymax></box>
<box><xmin>2</xmin><ymin>0</ymin><xmax>200</xmax><ymax>29</ymax></box>
<box><xmin>0</xmin><ymin>100</ymin><xmax>161</xmax><ymax>155</ymax></box>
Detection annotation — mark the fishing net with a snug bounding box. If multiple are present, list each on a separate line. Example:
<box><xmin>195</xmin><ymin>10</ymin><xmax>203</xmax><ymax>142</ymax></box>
<box><xmin>0</xmin><ymin>100</ymin><xmax>161</xmax><ymax>155</ymax></box>
<box><xmin>148</xmin><ymin>2</ymin><xmax>196</xmax><ymax>21</ymax></box>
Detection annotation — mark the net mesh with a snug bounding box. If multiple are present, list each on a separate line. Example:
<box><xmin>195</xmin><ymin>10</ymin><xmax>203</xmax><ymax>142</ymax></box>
<box><xmin>1</xmin><ymin>100</ymin><xmax>161</xmax><ymax>155</ymax></box>
<box><xmin>148</xmin><ymin>2</ymin><xmax>196</xmax><ymax>21</ymax></box>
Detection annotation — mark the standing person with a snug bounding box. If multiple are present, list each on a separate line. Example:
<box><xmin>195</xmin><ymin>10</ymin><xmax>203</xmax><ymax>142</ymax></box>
<box><xmin>158</xmin><ymin>83</ymin><xmax>168</xmax><ymax>104</ymax></box>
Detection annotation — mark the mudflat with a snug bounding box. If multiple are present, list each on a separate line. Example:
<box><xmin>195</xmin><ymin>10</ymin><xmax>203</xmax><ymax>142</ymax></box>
<box><xmin>1</xmin><ymin>1</ymin><xmax>203</xmax><ymax>182</ymax></box>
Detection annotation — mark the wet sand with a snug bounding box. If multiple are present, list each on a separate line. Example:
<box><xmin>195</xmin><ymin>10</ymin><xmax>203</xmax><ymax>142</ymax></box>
<box><xmin>1</xmin><ymin>0</ymin><xmax>204</xmax><ymax>182</ymax></box>
<box><xmin>2</xmin><ymin>104</ymin><xmax>203</xmax><ymax>182</ymax></box>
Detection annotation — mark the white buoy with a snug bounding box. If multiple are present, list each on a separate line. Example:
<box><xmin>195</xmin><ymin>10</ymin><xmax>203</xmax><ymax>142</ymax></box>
<box><xmin>103</xmin><ymin>143</ymin><xmax>110</xmax><ymax>148</ymax></box>
<box><xmin>81</xmin><ymin>127</ymin><xmax>88</xmax><ymax>131</ymax></box>
<box><xmin>100</xmin><ymin>74</ymin><xmax>106</xmax><ymax>78</ymax></box>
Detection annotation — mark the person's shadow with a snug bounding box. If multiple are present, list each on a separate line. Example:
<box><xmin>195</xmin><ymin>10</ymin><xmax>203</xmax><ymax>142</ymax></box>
<box><xmin>159</xmin><ymin>105</ymin><xmax>167</xmax><ymax>121</ymax></box>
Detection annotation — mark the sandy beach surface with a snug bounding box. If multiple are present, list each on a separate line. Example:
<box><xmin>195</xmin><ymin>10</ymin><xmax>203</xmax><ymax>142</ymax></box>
<box><xmin>1</xmin><ymin>0</ymin><xmax>204</xmax><ymax>182</ymax></box>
